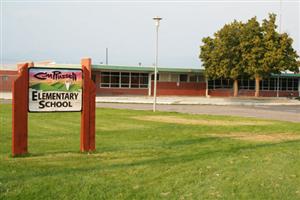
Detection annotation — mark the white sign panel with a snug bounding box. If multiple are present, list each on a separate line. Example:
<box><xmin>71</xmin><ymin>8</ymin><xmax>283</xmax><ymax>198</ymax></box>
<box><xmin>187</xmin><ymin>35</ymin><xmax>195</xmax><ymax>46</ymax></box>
<box><xmin>28</xmin><ymin>67</ymin><xmax>83</xmax><ymax>112</ymax></box>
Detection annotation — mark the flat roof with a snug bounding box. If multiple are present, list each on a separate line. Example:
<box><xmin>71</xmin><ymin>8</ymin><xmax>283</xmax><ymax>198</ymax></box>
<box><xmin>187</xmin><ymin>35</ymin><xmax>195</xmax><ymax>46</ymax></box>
<box><xmin>92</xmin><ymin>64</ymin><xmax>204</xmax><ymax>73</ymax></box>
<box><xmin>271</xmin><ymin>73</ymin><xmax>300</xmax><ymax>78</ymax></box>
<box><xmin>1</xmin><ymin>63</ymin><xmax>299</xmax><ymax>77</ymax></box>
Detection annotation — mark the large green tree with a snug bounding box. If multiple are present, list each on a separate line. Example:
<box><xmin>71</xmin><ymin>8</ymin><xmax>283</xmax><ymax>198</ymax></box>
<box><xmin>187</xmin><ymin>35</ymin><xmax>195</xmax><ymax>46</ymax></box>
<box><xmin>241</xmin><ymin>14</ymin><xmax>299</xmax><ymax>97</ymax></box>
<box><xmin>200</xmin><ymin>20</ymin><xmax>244</xmax><ymax>96</ymax></box>
<box><xmin>200</xmin><ymin>13</ymin><xmax>299</xmax><ymax>97</ymax></box>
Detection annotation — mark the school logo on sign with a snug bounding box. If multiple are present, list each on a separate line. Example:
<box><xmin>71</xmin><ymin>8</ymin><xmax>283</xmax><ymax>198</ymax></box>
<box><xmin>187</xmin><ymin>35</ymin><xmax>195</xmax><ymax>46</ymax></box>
<box><xmin>28</xmin><ymin>67</ymin><xmax>83</xmax><ymax>112</ymax></box>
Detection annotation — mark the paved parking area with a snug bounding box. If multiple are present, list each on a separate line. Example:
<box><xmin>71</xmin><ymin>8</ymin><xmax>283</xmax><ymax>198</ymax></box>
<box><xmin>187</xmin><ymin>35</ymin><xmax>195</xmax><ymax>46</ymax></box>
<box><xmin>2</xmin><ymin>93</ymin><xmax>299</xmax><ymax>122</ymax></box>
<box><xmin>97</xmin><ymin>103</ymin><xmax>300</xmax><ymax>123</ymax></box>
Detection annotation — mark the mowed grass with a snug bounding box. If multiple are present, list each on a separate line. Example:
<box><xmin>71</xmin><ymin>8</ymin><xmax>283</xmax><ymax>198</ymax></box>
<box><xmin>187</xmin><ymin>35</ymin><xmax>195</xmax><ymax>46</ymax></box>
<box><xmin>1</xmin><ymin>104</ymin><xmax>300</xmax><ymax>200</ymax></box>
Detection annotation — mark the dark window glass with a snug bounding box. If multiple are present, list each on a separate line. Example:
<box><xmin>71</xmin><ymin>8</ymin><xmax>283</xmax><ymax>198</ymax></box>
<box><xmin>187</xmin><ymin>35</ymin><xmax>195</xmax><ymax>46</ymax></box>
<box><xmin>131</xmin><ymin>73</ymin><xmax>139</xmax><ymax>88</ymax></box>
<box><xmin>293</xmin><ymin>79</ymin><xmax>298</xmax><ymax>91</ymax></box>
<box><xmin>221</xmin><ymin>79</ymin><xmax>232</xmax><ymax>88</ymax></box>
<box><xmin>214</xmin><ymin>79</ymin><xmax>221</xmax><ymax>88</ymax></box>
<box><xmin>189</xmin><ymin>75</ymin><xmax>197</xmax><ymax>82</ymax></box>
<box><xmin>262</xmin><ymin>79</ymin><xmax>269</xmax><ymax>90</ymax></box>
<box><xmin>208</xmin><ymin>80</ymin><xmax>214</xmax><ymax>89</ymax></box>
<box><xmin>198</xmin><ymin>75</ymin><xmax>205</xmax><ymax>82</ymax></box>
<box><xmin>239</xmin><ymin>78</ymin><xmax>254</xmax><ymax>90</ymax></box>
<box><xmin>101</xmin><ymin>72</ymin><xmax>110</xmax><ymax>76</ymax></box>
<box><xmin>139</xmin><ymin>73</ymin><xmax>148</xmax><ymax>88</ymax></box>
<box><xmin>2</xmin><ymin>76</ymin><xmax>8</xmax><ymax>81</ymax></box>
<box><xmin>111</xmin><ymin>72</ymin><xmax>120</xmax><ymax>88</ymax></box>
<box><xmin>287</xmin><ymin>78</ymin><xmax>294</xmax><ymax>90</ymax></box>
<box><xmin>100</xmin><ymin>72</ymin><xmax>110</xmax><ymax>87</ymax></box>
<box><xmin>121</xmin><ymin>72</ymin><xmax>129</xmax><ymax>88</ymax></box>
<box><xmin>269</xmin><ymin>78</ymin><xmax>276</xmax><ymax>90</ymax></box>
<box><xmin>209</xmin><ymin>78</ymin><xmax>233</xmax><ymax>89</ymax></box>
<box><xmin>249</xmin><ymin>79</ymin><xmax>255</xmax><ymax>90</ymax></box>
<box><xmin>281</xmin><ymin>78</ymin><xmax>287</xmax><ymax>90</ymax></box>
<box><xmin>179</xmin><ymin>74</ymin><xmax>188</xmax><ymax>82</ymax></box>
<box><xmin>243</xmin><ymin>79</ymin><xmax>249</xmax><ymax>89</ymax></box>
<box><xmin>151</xmin><ymin>74</ymin><xmax>159</xmax><ymax>81</ymax></box>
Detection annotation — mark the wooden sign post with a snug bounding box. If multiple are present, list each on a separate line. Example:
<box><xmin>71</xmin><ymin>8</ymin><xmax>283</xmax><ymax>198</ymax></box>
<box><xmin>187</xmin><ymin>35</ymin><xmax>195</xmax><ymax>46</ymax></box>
<box><xmin>12</xmin><ymin>58</ymin><xmax>96</xmax><ymax>157</ymax></box>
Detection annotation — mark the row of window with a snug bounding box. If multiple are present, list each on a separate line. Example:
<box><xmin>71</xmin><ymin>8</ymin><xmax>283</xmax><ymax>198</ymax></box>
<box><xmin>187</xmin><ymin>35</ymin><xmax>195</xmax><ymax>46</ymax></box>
<box><xmin>99</xmin><ymin>72</ymin><xmax>299</xmax><ymax>91</ymax></box>
<box><xmin>179</xmin><ymin>74</ymin><xmax>204</xmax><ymax>83</ymax></box>
<box><xmin>208</xmin><ymin>77</ymin><xmax>299</xmax><ymax>91</ymax></box>
<box><xmin>100</xmin><ymin>72</ymin><xmax>149</xmax><ymax>88</ymax></box>
<box><xmin>99</xmin><ymin>72</ymin><xmax>205</xmax><ymax>88</ymax></box>
<box><xmin>208</xmin><ymin>78</ymin><xmax>233</xmax><ymax>89</ymax></box>
<box><xmin>260</xmin><ymin>78</ymin><xmax>298</xmax><ymax>91</ymax></box>
<box><xmin>1</xmin><ymin>76</ymin><xmax>9</xmax><ymax>81</ymax></box>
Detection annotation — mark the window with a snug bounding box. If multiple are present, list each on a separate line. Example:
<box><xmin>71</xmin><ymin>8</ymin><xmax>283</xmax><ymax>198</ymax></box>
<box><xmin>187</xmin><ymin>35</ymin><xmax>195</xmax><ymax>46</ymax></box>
<box><xmin>100</xmin><ymin>72</ymin><xmax>149</xmax><ymax>88</ymax></box>
<box><xmin>214</xmin><ymin>79</ymin><xmax>222</xmax><ymax>89</ymax></box>
<box><xmin>287</xmin><ymin>78</ymin><xmax>294</xmax><ymax>91</ymax></box>
<box><xmin>293</xmin><ymin>79</ymin><xmax>298</xmax><ymax>91</ymax></box>
<box><xmin>208</xmin><ymin>80</ymin><xmax>215</xmax><ymax>89</ymax></box>
<box><xmin>262</xmin><ymin>79</ymin><xmax>269</xmax><ymax>90</ymax></box>
<box><xmin>238</xmin><ymin>78</ymin><xmax>255</xmax><ymax>90</ymax></box>
<box><xmin>131</xmin><ymin>73</ymin><xmax>139</xmax><ymax>88</ymax></box>
<box><xmin>151</xmin><ymin>74</ymin><xmax>159</xmax><ymax>81</ymax></box>
<box><xmin>110</xmin><ymin>72</ymin><xmax>120</xmax><ymax>88</ymax></box>
<box><xmin>269</xmin><ymin>78</ymin><xmax>277</xmax><ymax>90</ymax></box>
<box><xmin>248</xmin><ymin>79</ymin><xmax>255</xmax><ymax>90</ymax></box>
<box><xmin>259</xmin><ymin>77</ymin><xmax>298</xmax><ymax>91</ymax></box>
<box><xmin>208</xmin><ymin>78</ymin><xmax>233</xmax><ymax>89</ymax></box>
<box><xmin>208</xmin><ymin>77</ymin><xmax>299</xmax><ymax>91</ymax></box>
<box><xmin>100</xmin><ymin>72</ymin><xmax>110</xmax><ymax>87</ymax></box>
<box><xmin>121</xmin><ymin>72</ymin><xmax>129</xmax><ymax>88</ymax></box>
<box><xmin>222</xmin><ymin>79</ymin><xmax>233</xmax><ymax>88</ymax></box>
<box><xmin>179</xmin><ymin>74</ymin><xmax>188</xmax><ymax>82</ymax></box>
<box><xmin>281</xmin><ymin>78</ymin><xmax>287</xmax><ymax>91</ymax></box>
<box><xmin>189</xmin><ymin>75</ymin><xmax>197</xmax><ymax>82</ymax></box>
<box><xmin>140</xmin><ymin>73</ymin><xmax>149</xmax><ymax>88</ymax></box>
<box><xmin>1</xmin><ymin>76</ymin><xmax>8</xmax><ymax>81</ymax></box>
<box><xmin>189</xmin><ymin>75</ymin><xmax>204</xmax><ymax>82</ymax></box>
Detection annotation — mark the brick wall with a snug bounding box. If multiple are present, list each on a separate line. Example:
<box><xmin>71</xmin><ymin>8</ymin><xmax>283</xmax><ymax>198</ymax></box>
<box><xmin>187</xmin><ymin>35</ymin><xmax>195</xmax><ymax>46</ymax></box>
<box><xmin>208</xmin><ymin>89</ymin><xmax>232</xmax><ymax>97</ymax></box>
<box><xmin>260</xmin><ymin>90</ymin><xmax>299</xmax><ymax>97</ymax></box>
<box><xmin>0</xmin><ymin>70</ymin><xmax>18</xmax><ymax>92</ymax></box>
<box><xmin>208</xmin><ymin>89</ymin><xmax>299</xmax><ymax>97</ymax></box>
<box><xmin>153</xmin><ymin>82</ymin><xmax>206</xmax><ymax>96</ymax></box>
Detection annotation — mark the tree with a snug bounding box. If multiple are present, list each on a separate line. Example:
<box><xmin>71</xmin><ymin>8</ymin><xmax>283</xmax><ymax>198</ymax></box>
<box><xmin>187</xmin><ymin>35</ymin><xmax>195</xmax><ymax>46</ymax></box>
<box><xmin>200</xmin><ymin>13</ymin><xmax>299</xmax><ymax>97</ymax></box>
<box><xmin>200</xmin><ymin>20</ymin><xmax>244</xmax><ymax>96</ymax></box>
<box><xmin>239</xmin><ymin>16</ymin><xmax>265</xmax><ymax>97</ymax></box>
<box><xmin>241</xmin><ymin>14</ymin><xmax>299</xmax><ymax>97</ymax></box>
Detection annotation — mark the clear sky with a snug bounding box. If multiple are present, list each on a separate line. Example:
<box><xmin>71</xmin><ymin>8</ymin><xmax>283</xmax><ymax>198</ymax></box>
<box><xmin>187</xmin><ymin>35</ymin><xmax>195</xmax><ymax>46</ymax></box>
<box><xmin>1</xmin><ymin>0</ymin><xmax>299</xmax><ymax>68</ymax></box>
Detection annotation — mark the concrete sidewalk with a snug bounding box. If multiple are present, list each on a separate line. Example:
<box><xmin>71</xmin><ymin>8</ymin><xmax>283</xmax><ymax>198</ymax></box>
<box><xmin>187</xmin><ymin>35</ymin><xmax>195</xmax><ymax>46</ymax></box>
<box><xmin>1</xmin><ymin>92</ymin><xmax>300</xmax><ymax>106</ymax></box>
<box><xmin>96</xmin><ymin>95</ymin><xmax>300</xmax><ymax>106</ymax></box>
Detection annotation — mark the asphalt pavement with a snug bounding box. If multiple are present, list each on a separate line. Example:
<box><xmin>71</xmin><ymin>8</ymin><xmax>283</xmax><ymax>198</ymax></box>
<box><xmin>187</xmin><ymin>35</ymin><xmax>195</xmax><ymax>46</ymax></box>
<box><xmin>1</xmin><ymin>93</ymin><xmax>299</xmax><ymax>122</ymax></box>
<box><xmin>96</xmin><ymin>103</ymin><xmax>300</xmax><ymax>123</ymax></box>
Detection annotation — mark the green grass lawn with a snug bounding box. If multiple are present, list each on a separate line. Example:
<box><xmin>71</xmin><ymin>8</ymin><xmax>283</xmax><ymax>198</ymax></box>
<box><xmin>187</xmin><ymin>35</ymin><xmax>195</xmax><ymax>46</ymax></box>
<box><xmin>1</xmin><ymin>104</ymin><xmax>300</xmax><ymax>200</ymax></box>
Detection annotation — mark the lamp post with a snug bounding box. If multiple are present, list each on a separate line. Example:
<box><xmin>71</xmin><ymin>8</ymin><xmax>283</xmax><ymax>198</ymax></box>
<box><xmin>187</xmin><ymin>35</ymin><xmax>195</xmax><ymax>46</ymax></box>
<box><xmin>153</xmin><ymin>16</ymin><xmax>162</xmax><ymax>112</ymax></box>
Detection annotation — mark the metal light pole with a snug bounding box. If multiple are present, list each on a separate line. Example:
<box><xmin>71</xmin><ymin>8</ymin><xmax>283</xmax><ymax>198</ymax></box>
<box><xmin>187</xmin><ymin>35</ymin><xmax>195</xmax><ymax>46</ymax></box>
<box><xmin>106</xmin><ymin>47</ymin><xmax>109</xmax><ymax>65</ymax></box>
<box><xmin>153</xmin><ymin>16</ymin><xmax>162</xmax><ymax>112</ymax></box>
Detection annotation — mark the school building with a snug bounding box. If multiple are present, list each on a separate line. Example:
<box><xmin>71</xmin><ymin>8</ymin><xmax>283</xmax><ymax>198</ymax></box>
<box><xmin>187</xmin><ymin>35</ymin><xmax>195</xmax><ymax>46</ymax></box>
<box><xmin>1</xmin><ymin>61</ymin><xmax>300</xmax><ymax>97</ymax></box>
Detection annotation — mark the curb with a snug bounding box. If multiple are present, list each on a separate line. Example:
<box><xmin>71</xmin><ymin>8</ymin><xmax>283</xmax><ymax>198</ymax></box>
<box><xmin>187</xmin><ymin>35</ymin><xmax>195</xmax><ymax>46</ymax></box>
<box><xmin>96</xmin><ymin>100</ymin><xmax>300</xmax><ymax>106</ymax></box>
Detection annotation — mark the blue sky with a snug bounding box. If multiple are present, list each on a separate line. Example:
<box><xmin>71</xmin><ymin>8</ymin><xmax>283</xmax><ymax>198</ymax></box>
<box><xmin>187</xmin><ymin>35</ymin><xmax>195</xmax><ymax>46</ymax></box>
<box><xmin>1</xmin><ymin>1</ymin><xmax>299</xmax><ymax>68</ymax></box>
